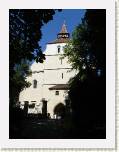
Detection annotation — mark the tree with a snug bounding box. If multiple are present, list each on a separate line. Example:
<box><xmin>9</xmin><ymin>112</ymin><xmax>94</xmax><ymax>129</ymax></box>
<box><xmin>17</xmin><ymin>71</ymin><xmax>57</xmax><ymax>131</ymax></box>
<box><xmin>63</xmin><ymin>10</ymin><xmax>106</xmax><ymax>138</ymax></box>
<box><xmin>9</xmin><ymin>9</ymin><xmax>62</xmax><ymax>138</ymax></box>
<box><xmin>9</xmin><ymin>9</ymin><xmax>61</xmax><ymax>106</ymax></box>
<box><xmin>10</xmin><ymin>60</ymin><xmax>32</xmax><ymax>104</ymax></box>
<box><xmin>63</xmin><ymin>9</ymin><xmax>106</xmax><ymax>79</ymax></box>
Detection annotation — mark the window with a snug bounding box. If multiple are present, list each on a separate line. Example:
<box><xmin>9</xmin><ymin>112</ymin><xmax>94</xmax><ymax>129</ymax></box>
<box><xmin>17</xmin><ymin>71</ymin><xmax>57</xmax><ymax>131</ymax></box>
<box><xmin>55</xmin><ymin>91</ymin><xmax>59</xmax><ymax>95</ymax></box>
<box><xmin>61</xmin><ymin>59</ymin><xmax>63</xmax><ymax>64</ymax></box>
<box><xmin>24</xmin><ymin>101</ymin><xmax>29</xmax><ymax>105</ymax></box>
<box><xmin>33</xmin><ymin>79</ymin><xmax>37</xmax><ymax>88</ymax></box>
<box><xmin>57</xmin><ymin>45</ymin><xmax>60</xmax><ymax>53</ymax></box>
<box><xmin>62</xmin><ymin>73</ymin><xmax>63</xmax><ymax>79</ymax></box>
<box><xmin>29</xmin><ymin>103</ymin><xmax>35</xmax><ymax>108</ymax></box>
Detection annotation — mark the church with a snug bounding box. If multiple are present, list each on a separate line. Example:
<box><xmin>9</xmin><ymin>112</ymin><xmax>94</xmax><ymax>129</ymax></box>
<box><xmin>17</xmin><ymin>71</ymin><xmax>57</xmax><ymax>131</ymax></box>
<box><xmin>19</xmin><ymin>22</ymin><xmax>76</xmax><ymax>118</ymax></box>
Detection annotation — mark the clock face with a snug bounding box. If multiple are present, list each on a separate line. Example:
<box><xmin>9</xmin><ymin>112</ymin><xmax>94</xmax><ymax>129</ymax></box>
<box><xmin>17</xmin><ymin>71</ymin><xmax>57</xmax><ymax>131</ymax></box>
<box><xmin>57</xmin><ymin>33</ymin><xmax>69</xmax><ymax>38</ymax></box>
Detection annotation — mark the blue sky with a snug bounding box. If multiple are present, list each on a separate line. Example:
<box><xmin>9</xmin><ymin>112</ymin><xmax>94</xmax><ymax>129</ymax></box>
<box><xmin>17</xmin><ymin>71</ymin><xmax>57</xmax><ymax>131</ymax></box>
<box><xmin>39</xmin><ymin>9</ymin><xmax>86</xmax><ymax>51</ymax></box>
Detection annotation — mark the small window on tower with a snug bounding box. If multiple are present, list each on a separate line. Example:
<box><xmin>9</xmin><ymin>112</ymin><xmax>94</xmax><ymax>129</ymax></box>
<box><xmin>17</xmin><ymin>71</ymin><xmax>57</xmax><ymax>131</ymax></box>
<box><xmin>55</xmin><ymin>91</ymin><xmax>59</xmax><ymax>95</ymax></box>
<box><xmin>57</xmin><ymin>45</ymin><xmax>60</xmax><ymax>53</ymax></box>
<box><xmin>33</xmin><ymin>79</ymin><xmax>37</xmax><ymax>88</ymax></box>
<box><xmin>62</xmin><ymin>73</ymin><xmax>63</xmax><ymax>79</ymax></box>
<box><xmin>61</xmin><ymin>58</ymin><xmax>63</xmax><ymax>64</ymax></box>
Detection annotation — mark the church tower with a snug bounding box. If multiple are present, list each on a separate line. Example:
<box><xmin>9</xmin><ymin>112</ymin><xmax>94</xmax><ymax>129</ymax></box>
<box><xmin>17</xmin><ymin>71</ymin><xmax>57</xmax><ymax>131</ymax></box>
<box><xmin>19</xmin><ymin>22</ymin><xmax>76</xmax><ymax>119</ymax></box>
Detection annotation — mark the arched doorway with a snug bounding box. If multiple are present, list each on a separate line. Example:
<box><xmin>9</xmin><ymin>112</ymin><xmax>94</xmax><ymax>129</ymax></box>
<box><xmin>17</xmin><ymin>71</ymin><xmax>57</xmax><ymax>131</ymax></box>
<box><xmin>54</xmin><ymin>103</ymin><xmax>66</xmax><ymax>119</ymax></box>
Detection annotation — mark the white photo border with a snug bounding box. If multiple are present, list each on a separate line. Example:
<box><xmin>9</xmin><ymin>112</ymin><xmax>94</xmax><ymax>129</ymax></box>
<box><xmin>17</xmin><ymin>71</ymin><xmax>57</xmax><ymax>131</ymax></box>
<box><xmin>0</xmin><ymin>0</ymin><xmax>115</xmax><ymax>149</ymax></box>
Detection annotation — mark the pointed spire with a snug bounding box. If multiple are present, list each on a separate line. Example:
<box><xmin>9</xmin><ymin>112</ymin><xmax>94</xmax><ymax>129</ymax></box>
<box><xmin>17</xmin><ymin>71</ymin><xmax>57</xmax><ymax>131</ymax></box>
<box><xmin>60</xmin><ymin>21</ymin><xmax>68</xmax><ymax>34</ymax></box>
<box><xmin>48</xmin><ymin>21</ymin><xmax>70</xmax><ymax>44</ymax></box>
<box><xmin>57</xmin><ymin>21</ymin><xmax>70</xmax><ymax>39</ymax></box>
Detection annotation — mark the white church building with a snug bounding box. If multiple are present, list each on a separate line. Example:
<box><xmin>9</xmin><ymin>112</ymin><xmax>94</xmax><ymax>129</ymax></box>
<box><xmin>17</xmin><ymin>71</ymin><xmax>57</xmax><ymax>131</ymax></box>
<box><xmin>19</xmin><ymin>22</ymin><xmax>76</xmax><ymax>118</ymax></box>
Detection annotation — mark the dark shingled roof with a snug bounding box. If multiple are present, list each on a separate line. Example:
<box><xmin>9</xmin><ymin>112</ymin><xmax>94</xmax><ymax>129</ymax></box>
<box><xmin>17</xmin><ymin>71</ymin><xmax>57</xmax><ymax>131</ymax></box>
<box><xmin>48</xmin><ymin>38</ymin><xmax>70</xmax><ymax>44</ymax></box>
<box><xmin>49</xmin><ymin>84</ymin><xmax>69</xmax><ymax>90</ymax></box>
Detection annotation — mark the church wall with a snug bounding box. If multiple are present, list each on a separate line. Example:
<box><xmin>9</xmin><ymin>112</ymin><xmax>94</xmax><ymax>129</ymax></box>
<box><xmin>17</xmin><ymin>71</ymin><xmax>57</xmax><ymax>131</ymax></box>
<box><xmin>30</xmin><ymin>62</ymin><xmax>44</xmax><ymax>72</ymax></box>
<box><xmin>19</xmin><ymin>49</ymin><xmax>76</xmax><ymax>115</ymax></box>
<box><xmin>44</xmin><ymin>68</ymin><xmax>76</xmax><ymax>84</ymax></box>
<box><xmin>42</xmin><ymin>85</ymin><xmax>67</xmax><ymax>118</ymax></box>
<box><xmin>44</xmin><ymin>55</ymin><xmax>71</xmax><ymax>69</ymax></box>
<box><xmin>19</xmin><ymin>72</ymin><xmax>44</xmax><ymax>110</ymax></box>
<box><xmin>44</xmin><ymin>43</ymin><xmax>66</xmax><ymax>55</ymax></box>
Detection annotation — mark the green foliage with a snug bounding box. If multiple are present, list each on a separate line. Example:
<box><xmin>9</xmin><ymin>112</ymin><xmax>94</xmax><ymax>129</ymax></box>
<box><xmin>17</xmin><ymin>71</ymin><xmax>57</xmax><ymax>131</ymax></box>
<box><xmin>84</xmin><ymin>10</ymin><xmax>106</xmax><ymax>70</ymax></box>
<box><xmin>63</xmin><ymin>10</ymin><xmax>106</xmax><ymax>133</ymax></box>
<box><xmin>9</xmin><ymin>9</ymin><xmax>61</xmax><ymax>68</ymax></box>
<box><xmin>13</xmin><ymin>61</ymin><xmax>32</xmax><ymax>90</ymax></box>
<box><xmin>10</xmin><ymin>61</ymin><xmax>32</xmax><ymax>105</ymax></box>
<box><xmin>63</xmin><ymin>9</ymin><xmax>106</xmax><ymax>81</ymax></box>
<box><xmin>9</xmin><ymin>9</ymin><xmax>61</xmax><ymax>106</ymax></box>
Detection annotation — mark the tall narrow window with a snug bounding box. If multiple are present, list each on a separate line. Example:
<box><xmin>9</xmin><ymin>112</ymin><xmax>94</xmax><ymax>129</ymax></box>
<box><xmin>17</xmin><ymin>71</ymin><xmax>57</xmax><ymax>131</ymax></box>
<box><xmin>61</xmin><ymin>59</ymin><xmax>62</xmax><ymax>64</ymax></box>
<box><xmin>62</xmin><ymin>73</ymin><xmax>63</xmax><ymax>79</ymax></box>
<box><xmin>33</xmin><ymin>79</ymin><xmax>37</xmax><ymax>88</ymax></box>
<box><xmin>57</xmin><ymin>45</ymin><xmax>60</xmax><ymax>53</ymax></box>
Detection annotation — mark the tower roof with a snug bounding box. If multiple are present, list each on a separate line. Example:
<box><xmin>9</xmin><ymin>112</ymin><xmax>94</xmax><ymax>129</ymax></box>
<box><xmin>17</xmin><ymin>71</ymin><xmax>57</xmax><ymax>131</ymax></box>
<box><xmin>59</xmin><ymin>21</ymin><xmax>68</xmax><ymax>34</ymax></box>
<box><xmin>48</xmin><ymin>21</ymin><xmax>70</xmax><ymax>44</ymax></box>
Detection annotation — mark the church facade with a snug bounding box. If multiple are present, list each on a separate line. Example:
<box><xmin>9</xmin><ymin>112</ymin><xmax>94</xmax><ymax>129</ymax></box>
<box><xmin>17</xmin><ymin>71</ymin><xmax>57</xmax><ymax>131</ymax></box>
<box><xmin>19</xmin><ymin>23</ymin><xmax>76</xmax><ymax>118</ymax></box>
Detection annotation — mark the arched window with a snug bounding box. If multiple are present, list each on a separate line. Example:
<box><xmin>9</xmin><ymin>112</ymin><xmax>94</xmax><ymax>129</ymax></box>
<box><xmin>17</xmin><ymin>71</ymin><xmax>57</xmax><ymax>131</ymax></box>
<box><xmin>33</xmin><ymin>79</ymin><xmax>37</xmax><ymax>88</ymax></box>
<box><xmin>57</xmin><ymin>45</ymin><xmax>61</xmax><ymax>53</ymax></box>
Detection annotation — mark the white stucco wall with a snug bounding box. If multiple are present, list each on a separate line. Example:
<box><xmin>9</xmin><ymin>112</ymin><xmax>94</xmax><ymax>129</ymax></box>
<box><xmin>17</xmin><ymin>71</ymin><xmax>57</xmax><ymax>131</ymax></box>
<box><xmin>44</xmin><ymin>43</ymin><xmax>66</xmax><ymax>55</ymax></box>
<box><xmin>19</xmin><ymin>42</ymin><xmax>76</xmax><ymax>118</ymax></box>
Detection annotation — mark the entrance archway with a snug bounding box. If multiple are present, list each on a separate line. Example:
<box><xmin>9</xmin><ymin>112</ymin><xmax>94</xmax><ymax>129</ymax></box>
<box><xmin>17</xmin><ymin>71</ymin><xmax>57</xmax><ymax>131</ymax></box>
<box><xmin>54</xmin><ymin>103</ymin><xmax>66</xmax><ymax>119</ymax></box>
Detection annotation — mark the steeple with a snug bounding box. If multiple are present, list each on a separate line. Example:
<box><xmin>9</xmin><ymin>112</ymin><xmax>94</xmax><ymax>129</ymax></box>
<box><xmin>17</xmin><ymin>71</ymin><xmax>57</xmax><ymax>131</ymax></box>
<box><xmin>59</xmin><ymin>21</ymin><xmax>68</xmax><ymax>33</ymax></box>
<box><xmin>48</xmin><ymin>21</ymin><xmax>70</xmax><ymax>44</ymax></box>
<box><xmin>57</xmin><ymin>21</ymin><xmax>70</xmax><ymax>39</ymax></box>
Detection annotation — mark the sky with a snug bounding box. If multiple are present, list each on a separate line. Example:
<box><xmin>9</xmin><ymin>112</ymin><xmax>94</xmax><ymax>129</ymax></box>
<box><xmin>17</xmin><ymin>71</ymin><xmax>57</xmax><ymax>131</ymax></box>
<box><xmin>39</xmin><ymin>9</ymin><xmax>86</xmax><ymax>51</ymax></box>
